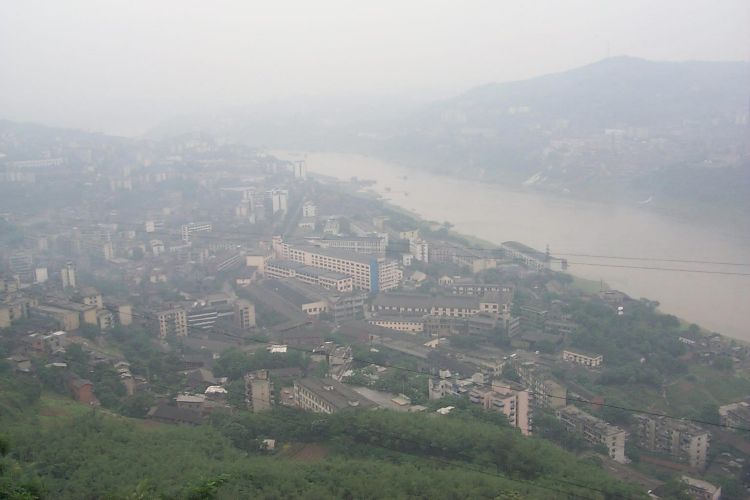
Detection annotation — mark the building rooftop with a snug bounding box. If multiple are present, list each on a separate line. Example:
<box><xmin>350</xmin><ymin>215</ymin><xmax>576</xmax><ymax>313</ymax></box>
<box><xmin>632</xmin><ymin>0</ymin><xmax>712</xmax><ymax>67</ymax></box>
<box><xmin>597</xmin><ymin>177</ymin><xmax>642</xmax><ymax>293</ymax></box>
<box><xmin>296</xmin><ymin>378</ymin><xmax>377</xmax><ymax>411</ymax></box>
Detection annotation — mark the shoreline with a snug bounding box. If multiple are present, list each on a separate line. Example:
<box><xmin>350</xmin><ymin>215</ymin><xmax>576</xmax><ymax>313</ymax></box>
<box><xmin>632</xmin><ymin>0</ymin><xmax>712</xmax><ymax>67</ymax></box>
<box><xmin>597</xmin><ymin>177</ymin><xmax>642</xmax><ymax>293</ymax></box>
<box><xmin>316</xmin><ymin>170</ymin><xmax>746</xmax><ymax>344</ymax></box>
<box><xmin>303</xmin><ymin>156</ymin><xmax>749</xmax><ymax>344</ymax></box>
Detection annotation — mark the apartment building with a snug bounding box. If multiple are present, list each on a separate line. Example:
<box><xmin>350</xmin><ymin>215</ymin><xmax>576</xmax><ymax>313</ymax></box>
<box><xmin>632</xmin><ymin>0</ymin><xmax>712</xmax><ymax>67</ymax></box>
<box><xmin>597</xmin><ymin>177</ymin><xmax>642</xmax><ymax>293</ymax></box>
<box><xmin>448</xmin><ymin>282</ymin><xmax>515</xmax><ymax>297</ymax></box>
<box><xmin>633</xmin><ymin>415</ymin><xmax>709</xmax><ymax>469</ymax></box>
<box><xmin>234</xmin><ymin>299</ymin><xmax>256</xmax><ymax>330</ymax></box>
<box><xmin>469</xmin><ymin>380</ymin><xmax>531</xmax><ymax>436</ymax></box>
<box><xmin>367</xmin><ymin>315</ymin><xmax>425</xmax><ymax>333</ymax></box>
<box><xmin>266</xmin><ymin>259</ymin><xmax>353</xmax><ymax>292</ymax></box>
<box><xmin>274</xmin><ymin>240</ymin><xmax>401</xmax><ymax>292</ymax></box>
<box><xmin>245</xmin><ymin>369</ymin><xmax>273</xmax><ymax>412</ymax></box>
<box><xmin>563</xmin><ymin>350</ymin><xmax>604</xmax><ymax>368</ymax></box>
<box><xmin>180</xmin><ymin>222</ymin><xmax>212</xmax><ymax>242</ymax></box>
<box><xmin>557</xmin><ymin>405</ymin><xmax>627</xmax><ymax>463</ymax></box>
<box><xmin>309</xmin><ymin>235</ymin><xmax>387</xmax><ymax>255</ymax></box>
<box><xmin>372</xmin><ymin>292</ymin><xmax>480</xmax><ymax>318</ymax></box>
<box><xmin>409</xmin><ymin>239</ymin><xmax>429</xmax><ymax>263</ymax></box>
<box><xmin>157</xmin><ymin>307</ymin><xmax>188</xmax><ymax>337</ymax></box>
<box><xmin>515</xmin><ymin>361</ymin><xmax>567</xmax><ymax>409</ymax></box>
<box><xmin>719</xmin><ymin>401</ymin><xmax>750</xmax><ymax>430</ymax></box>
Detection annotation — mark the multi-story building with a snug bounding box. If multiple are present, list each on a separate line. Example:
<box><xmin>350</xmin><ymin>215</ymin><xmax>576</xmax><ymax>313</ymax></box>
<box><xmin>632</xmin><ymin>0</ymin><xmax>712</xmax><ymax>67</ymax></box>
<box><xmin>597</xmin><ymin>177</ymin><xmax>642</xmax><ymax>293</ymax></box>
<box><xmin>308</xmin><ymin>235</ymin><xmax>387</xmax><ymax>255</ymax></box>
<box><xmin>501</xmin><ymin>241</ymin><xmax>549</xmax><ymax>271</ymax></box>
<box><xmin>719</xmin><ymin>401</ymin><xmax>750</xmax><ymax>430</ymax></box>
<box><xmin>448</xmin><ymin>282</ymin><xmax>515</xmax><ymax>297</ymax></box>
<box><xmin>633</xmin><ymin>415</ymin><xmax>709</xmax><ymax>469</ymax></box>
<box><xmin>61</xmin><ymin>262</ymin><xmax>77</xmax><ymax>289</ymax></box>
<box><xmin>157</xmin><ymin>307</ymin><xmax>188</xmax><ymax>338</ymax></box>
<box><xmin>266</xmin><ymin>259</ymin><xmax>353</xmax><ymax>292</ymax></box>
<box><xmin>327</xmin><ymin>292</ymin><xmax>367</xmax><ymax>323</ymax></box>
<box><xmin>470</xmin><ymin>380</ymin><xmax>531</xmax><ymax>436</ymax></box>
<box><xmin>562</xmin><ymin>350</ymin><xmax>603</xmax><ymax>368</ymax></box>
<box><xmin>79</xmin><ymin>287</ymin><xmax>103</xmax><ymax>309</ymax></box>
<box><xmin>8</xmin><ymin>250</ymin><xmax>33</xmax><ymax>281</ymax></box>
<box><xmin>367</xmin><ymin>315</ymin><xmax>424</xmax><ymax>333</ymax></box>
<box><xmin>245</xmin><ymin>369</ymin><xmax>273</xmax><ymax>412</ymax></box>
<box><xmin>409</xmin><ymin>239</ymin><xmax>429</xmax><ymax>263</ymax></box>
<box><xmin>293</xmin><ymin>378</ymin><xmax>376</xmax><ymax>414</ymax></box>
<box><xmin>269</xmin><ymin>189</ymin><xmax>288</xmax><ymax>214</ymax></box>
<box><xmin>180</xmin><ymin>222</ymin><xmax>212</xmax><ymax>242</ymax></box>
<box><xmin>234</xmin><ymin>299</ymin><xmax>256</xmax><ymax>330</ymax></box>
<box><xmin>515</xmin><ymin>361</ymin><xmax>567</xmax><ymax>409</ymax></box>
<box><xmin>274</xmin><ymin>240</ymin><xmax>401</xmax><ymax>292</ymax></box>
<box><xmin>0</xmin><ymin>296</ymin><xmax>35</xmax><ymax>328</ymax></box>
<box><xmin>30</xmin><ymin>304</ymin><xmax>81</xmax><ymax>331</ymax></box>
<box><xmin>302</xmin><ymin>201</ymin><xmax>316</xmax><ymax>217</ymax></box>
<box><xmin>557</xmin><ymin>405</ymin><xmax>627</xmax><ymax>463</ymax></box>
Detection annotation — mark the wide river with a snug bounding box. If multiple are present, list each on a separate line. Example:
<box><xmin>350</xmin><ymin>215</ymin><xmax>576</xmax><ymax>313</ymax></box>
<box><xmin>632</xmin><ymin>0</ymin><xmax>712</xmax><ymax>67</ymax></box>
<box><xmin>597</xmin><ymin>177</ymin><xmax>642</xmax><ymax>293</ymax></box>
<box><xmin>297</xmin><ymin>152</ymin><xmax>750</xmax><ymax>341</ymax></box>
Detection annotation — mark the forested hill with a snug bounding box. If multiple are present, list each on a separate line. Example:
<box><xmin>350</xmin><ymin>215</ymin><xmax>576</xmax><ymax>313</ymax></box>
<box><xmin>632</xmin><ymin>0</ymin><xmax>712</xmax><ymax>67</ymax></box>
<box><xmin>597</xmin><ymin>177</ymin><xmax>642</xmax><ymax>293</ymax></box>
<box><xmin>409</xmin><ymin>57</ymin><xmax>748</xmax><ymax>131</ymax></box>
<box><xmin>0</xmin><ymin>373</ymin><xmax>645</xmax><ymax>499</ymax></box>
<box><xmin>368</xmin><ymin>57</ymin><xmax>750</xmax><ymax>210</ymax></box>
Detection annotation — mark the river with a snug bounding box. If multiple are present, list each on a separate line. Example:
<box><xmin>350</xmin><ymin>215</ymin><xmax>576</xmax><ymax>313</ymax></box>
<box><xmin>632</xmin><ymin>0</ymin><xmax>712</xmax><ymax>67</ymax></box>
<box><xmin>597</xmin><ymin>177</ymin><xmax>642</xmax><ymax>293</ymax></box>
<box><xmin>292</xmin><ymin>152</ymin><xmax>750</xmax><ymax>341</ymax></box>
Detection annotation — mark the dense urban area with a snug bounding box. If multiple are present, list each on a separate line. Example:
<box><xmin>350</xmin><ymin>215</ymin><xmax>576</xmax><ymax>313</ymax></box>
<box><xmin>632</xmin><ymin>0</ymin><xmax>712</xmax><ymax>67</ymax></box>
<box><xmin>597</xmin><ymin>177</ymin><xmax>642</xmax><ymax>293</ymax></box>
<box><xmin>0</xmin><ymin>122</ymin><xmax>747</xmax><ymax>499</ymax></box>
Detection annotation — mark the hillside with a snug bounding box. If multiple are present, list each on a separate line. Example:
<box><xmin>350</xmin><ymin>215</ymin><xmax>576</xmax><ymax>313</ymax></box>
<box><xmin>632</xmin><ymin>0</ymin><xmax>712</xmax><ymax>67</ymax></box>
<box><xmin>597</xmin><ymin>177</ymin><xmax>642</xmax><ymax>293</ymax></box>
<box><xmin>0</xmin><ymin>374</ymin><xmax>645</xmax><ymax>499</ymax></box>
<box><xmin>369</xmin><ymin>57</ymin><xmax>750</xmax><ymax>210</ymax></box>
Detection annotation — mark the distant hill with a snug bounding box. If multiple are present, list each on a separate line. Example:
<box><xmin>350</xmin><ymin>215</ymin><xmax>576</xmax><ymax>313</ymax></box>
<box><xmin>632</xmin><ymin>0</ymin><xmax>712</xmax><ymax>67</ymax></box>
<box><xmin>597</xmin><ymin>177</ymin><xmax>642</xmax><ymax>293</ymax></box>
<box><xmin>415</xmin><ymin>56</ymin><xmax>748</xmax><ymax>130</ymax></box>
<box><xmin>366</xmin><ymin>57</ymin><xmax>750</xmax><ymax>212</ymax></box>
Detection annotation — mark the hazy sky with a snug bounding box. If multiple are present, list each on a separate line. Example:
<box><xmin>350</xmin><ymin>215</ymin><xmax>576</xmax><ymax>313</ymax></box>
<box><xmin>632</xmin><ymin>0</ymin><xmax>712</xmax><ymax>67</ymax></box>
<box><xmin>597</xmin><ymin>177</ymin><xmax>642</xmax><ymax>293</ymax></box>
<box><xmin>1</xmin><ymin>0</ymin><xmax>748</xmax><ymax>135</ymax></box>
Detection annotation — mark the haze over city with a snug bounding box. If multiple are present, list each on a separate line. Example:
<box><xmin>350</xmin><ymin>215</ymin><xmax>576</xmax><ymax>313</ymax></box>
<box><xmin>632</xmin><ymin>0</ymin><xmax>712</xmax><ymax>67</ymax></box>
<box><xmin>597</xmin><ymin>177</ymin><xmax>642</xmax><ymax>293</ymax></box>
<box><xmin>1</xmin><ymin>2</ymin><xmax>749</xmax><ymax>499</ymax></box>
<box><xmin>1</xmin><ymin>0</ymin><xmax>748</xmax><ymax>135</ymax></box>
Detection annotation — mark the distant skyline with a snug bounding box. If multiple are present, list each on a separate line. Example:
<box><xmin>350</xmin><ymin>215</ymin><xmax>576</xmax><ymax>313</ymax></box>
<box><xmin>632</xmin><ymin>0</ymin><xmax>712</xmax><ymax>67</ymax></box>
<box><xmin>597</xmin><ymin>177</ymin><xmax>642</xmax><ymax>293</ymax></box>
<box><xmin>1</xmin><ymin>0</ymin><xmax>748</xmax><ymax>136</ymax></box>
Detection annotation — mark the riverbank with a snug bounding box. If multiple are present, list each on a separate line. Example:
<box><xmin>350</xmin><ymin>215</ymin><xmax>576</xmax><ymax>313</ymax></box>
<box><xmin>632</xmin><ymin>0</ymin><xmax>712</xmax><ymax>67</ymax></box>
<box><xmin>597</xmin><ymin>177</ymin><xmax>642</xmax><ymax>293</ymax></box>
<box><xmin>286</xmin><ymin>150</ymin><xmax>750</xmax><ymax>341</ymax></box>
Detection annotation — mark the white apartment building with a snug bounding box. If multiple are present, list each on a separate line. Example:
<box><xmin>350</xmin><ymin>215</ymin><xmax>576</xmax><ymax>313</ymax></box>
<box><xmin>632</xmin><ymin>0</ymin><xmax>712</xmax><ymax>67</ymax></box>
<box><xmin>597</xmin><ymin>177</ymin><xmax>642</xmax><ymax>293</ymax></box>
<box><xmin>409</xmin><ymin>239</ymin><xmax>429</xmax><ymax>263</ymax></box>
<box><xmin>274</xmin><ymin>240</ymin><xmax>401</xmax><ymax>293</ymax></box>
<box><xmin>181</xmin><ymin>222</ymin><xmax>212</xmax><ymax>242</ymax></box>
<box><xmin>563</xmin><ymin>350</ymin><xmax>604</xmax><ymax>368</ymax></box>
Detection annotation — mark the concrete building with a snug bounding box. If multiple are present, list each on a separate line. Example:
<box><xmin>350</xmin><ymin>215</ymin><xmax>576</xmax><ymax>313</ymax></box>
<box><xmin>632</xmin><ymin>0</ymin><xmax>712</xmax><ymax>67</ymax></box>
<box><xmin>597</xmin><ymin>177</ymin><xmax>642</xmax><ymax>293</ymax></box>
<box><xmin>302</xmin><ymin>201</ymin><xmax>316</xmax><ymax>217</ymax></box>
<box><xmin>0</xmin><ymin>296</ymin><xmax>35</xmax><ymax>328</ymax></box>
<box><xmin>34</xmin><ymin>267</ymin><xmax>48</xmax><ymax>284</ymax></box>
<box><xmin>234</xmin><ymin>299</ymin><xmax>256</xmax><ymax>330</ymax></box>
<box><xmin>266</xmin><ymin>259</ymin><xmax>353</xmax><ymax>292</ymax></box>
<box><xmin>61</xmin><ymin>262</ymin><xmax>77</xmax><ymax>289</ymax></box>
<box><xmin>80</xmin><ymin>287</ymin><xmax>103</xmax><ymax>309</ymax></box>
<box><xmin>274</xmin><ymin>240</ymin><xmax>401</xmax><ymax>292</ymax></box>
<box><xmin>562</xmin><ymin>350</ymin><xmax>603</xmax><ymax>368</ymax></box>
<box><xmin>557</xmin><ymin>405</ymin><xmax>627</xmax><ymax>463</ymax></box>
<box><xmin>294</xmin><ymin>378</ymin><xmax>376</xmax><ymax>414</ymax></box>
<box><xmin>245</xmin><ymin>369</ymin><xmax>273</xmax><ymax>412</ymax></box>
<box><xmin>469</xmin><ymin>380</ymin><xmax>531</xmax><ymax>436</ymax></box>
<box><xmin>308</xmin><ymin>235</ymin><xmax>387</xmax><ymax>255</ymax></box>
<box><xmin>633</xmin><ymin>415</ymin><xmax>709</xmax><ymax>469</ymax></box>
<box><xmin>515</xmin><ymin>361</ymin><xmax>567</xmax><ymax>409</ymax></box>
<box><xmin>719</xmin><ymin>400</ymin><xmax>750</xmax><ymax>430</ymax></box>
<box><xmin>368</xmin><ymin>315</ymin><xmax>424</xmax><ymax>333</ymax></box>
<box><xmin>680</xmin><ymin>476</ymin><xmax>721</xmax><ymax>500</ymax></box>
<box><xmin>269</xmin><ymin>189</ymin><xmax>288</xmax><ymax>214</ymax></box>
<box><xmin>180</xmin><ymin>222</ymin><xmax>212</xmax><ymax>242</ymax></box>
<box><xmin>31</xmin><ymin>304</ymin><xmax>80</xmax><ymax>331</ymax></box>
<box><xmin>409</xmin><ymin>239</ymin><xmax>429</xmax><ymax>263</ymax></box>
<box><xmin>157</xmin><ymin>307</ymin><xmax>188</xmax><ymax>338</ymax></box>
<box><xmin>449</xmin><ymin>282</ymin><xmax>515</xmax><ymax>297</ymax></box>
